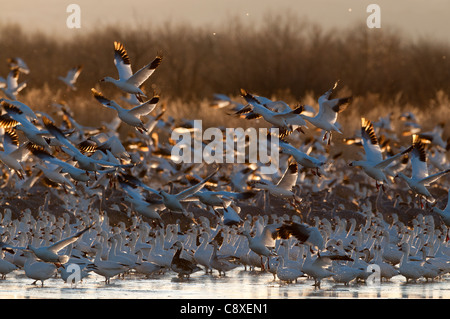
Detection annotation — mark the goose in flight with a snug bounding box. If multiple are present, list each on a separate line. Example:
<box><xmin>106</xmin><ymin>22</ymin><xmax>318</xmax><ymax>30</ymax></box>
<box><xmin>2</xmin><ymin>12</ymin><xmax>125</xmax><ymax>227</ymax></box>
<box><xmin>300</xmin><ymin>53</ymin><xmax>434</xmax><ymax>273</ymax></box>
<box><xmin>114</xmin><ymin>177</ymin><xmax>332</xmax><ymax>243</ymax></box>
<box><xmin>26</xmin><ymin>143</ymin><xmax>91</xmax><ymax>182</ymax></box>
<box><xmin>27</xmin><ymin>224</ymin><xmax>94</xmax><ymax>265</ymax></box>
<box><xmin>396</xmin><ymin>135</ymin><xmax>450</xmax><ymax>207</ymax></box>
<box><xmin>0</xmin><ymin>99</ymin><xmax>37</xmax><ymax>121</ymax></box>
<box><xmin>0</xmin><ymin>67</ymin><xmax>27</xmax><ymax>100</ymax></box>
<box><xmin>277</xmin><ymin>221</ymin><xmax>324</xmax><ymax>253</ymax></box>
<box><xmin>300</xmin><ymin>81</ymin><xmax>352</xmax><ymax>145</ymax></box>
<box><xmin>238</xmin><ymin>89</ymin><xmax>307</xmax><ymax>136</ymax></box>
<box><xmin>278</xmin><ymin>140</ymin><xmax>326</xmax><ymax>176</ymax></box>
<box><xmin>100</xmin><ymin>41</ymin><xmax>163</xmax><ymax>98</ymax></box>
<box><xmin>1</xmin><ymin>101</ymin><xmax>51</xmax><ymax>152</ymax></box>
<box><xmin>42</xmin><ymin>116</ymin><xmax>133</xmax><ymax>173</ymax></box>
<box><xmin>349</xmin><ymin>118</ymin><xmax>413</xmax><ymax>190</ymax></box>
<box><xmin>58</xmin><ymin>65</ymin><xmax>83</xmax><ymax>91</ymax></box>
<box><xmin>433</xmin><ymin>191</ymin><xmax>450</xmax><ymax>228</ymax></box>
<box><xmin>0</xmin><ymin>129</ymin><xmax>31</xmax><ymax>179</ymax></box>
<box><xmin>248</xmin><ymin>162</ymin><xmax>301</xmax><ymax>206</ymax></box>
<box><xmin>119</xmin><ymin>168</ymin><xmax>218</xmax><ymax>214</ymax></box>
<box><xmin>7</xmin><ymin>57</ymin><xmax>30</xmax><ymax>74</ymax></box>
<box><xmin>92</xmin><ymin>88</ymin><xmax>159</xmax><ymax>133</ymax></box>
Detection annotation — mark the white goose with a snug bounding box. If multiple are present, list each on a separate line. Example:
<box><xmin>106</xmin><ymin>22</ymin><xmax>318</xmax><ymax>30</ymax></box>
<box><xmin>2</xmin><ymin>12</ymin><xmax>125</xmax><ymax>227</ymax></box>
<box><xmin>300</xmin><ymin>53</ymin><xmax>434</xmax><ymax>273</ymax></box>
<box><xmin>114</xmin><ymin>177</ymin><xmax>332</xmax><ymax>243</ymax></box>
<box><xmin>58</xmin><ymin>65</ymin><xmax>83</xmax><ymax>91</ymax></box>
<box><xmin>433</xmin><ymin>191</ymin><xmax>450</xmax><ymax>228</ymax></box>
<box><xmin>249</xmin><ymin>162</ymin><xmax>301</xmax><ymax>203</ymax></box>
<box><xmin>27</xmin><ymin>224</ymin><xmax>93</xmax><ymax>265</ymax></box>
<box><xmin>101</xmin><ymin>41</ymin><xmax>163</xmax><ymax>98</ymax></box>
<box><xmin>0</xmin><ymin>251</ymin><xmax>18</xmax><ymax>279</ymax></box>
<box><xmin>89</xmin><ymin>242</ymin><xmax>130</xmax><ymax>284</ymax></box>
<box><xmin>398</xmin><ymin>242</ymin><xmax>424</xmax><ymax>283</ymax></box>
<box><xmin>300</xmin><ymin>81</ymin><xmax>352</xmax><ymax>144</ymax></box>
<box><xmin>277</xmin><ymin>221</ymin><xmax>325</xmax><ymax>253</ymax></box>
<box><xmin>278</xmin><ymin>140</ymin><xmax>326</xmax><ymax>176</ymax></box>
<box><xmin>92</xmin><ymin>88</ymin><xmax>160</xmax><ymax>133</ymax></box>
<box><xmin>239</xmin><ymin>223</ymin><xmax>281</xmax><ymax>270</ymax></box>
<box><xmin>209</xmin><ymin>240</ymin><xmax>241</xmax><ymax>276</ymax></box>
<box><xmin>238</xmin><ymin>89</ymin><xmax>307</xmax><ymax>135</ymax></box>
<box><xmin>0</xmin><ymin>129</ymin><xmax>30</xmax><ymax>179</ymax></box>
<box><xmin>0</xmin><ymin>67</ymin><xmax>27</xmax><ymax>100</ymax></box>
<box><xmin>349</xmin><ymin>118</ymin><xmax>413</xmax><ymax>189</ymax></box>
<box><xmin>396</xmin><ymin>135</ymin><xmax>450</xmax><ymax>206</ymax></box>
<box><xmin>23</xmin><ymin>250</ymin><xmax>57</xmax><ymax>287</ymax></box>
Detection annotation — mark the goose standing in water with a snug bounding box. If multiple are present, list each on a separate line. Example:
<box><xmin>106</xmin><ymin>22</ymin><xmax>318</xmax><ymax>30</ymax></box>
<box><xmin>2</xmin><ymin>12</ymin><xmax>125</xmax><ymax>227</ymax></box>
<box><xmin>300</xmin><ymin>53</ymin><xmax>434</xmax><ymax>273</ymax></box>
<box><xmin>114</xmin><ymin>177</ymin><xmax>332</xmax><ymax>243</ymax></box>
<box><xmin>23</xmin><ymin>250</ymin><xmax>57</xmax><ymax>287</ymax></box>
<box><xmin>209</xmin><ymin>240</ymin><xmax>240</xmax><ymax>276</ymax></box>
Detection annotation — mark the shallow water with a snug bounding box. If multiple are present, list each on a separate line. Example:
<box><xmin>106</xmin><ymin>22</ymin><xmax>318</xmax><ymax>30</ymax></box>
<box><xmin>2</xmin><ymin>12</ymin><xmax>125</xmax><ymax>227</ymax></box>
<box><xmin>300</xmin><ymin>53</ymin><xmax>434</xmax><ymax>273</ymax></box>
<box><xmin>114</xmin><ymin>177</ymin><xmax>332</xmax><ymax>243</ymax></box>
<box><xmin>2</xmin><ymin>267</ymin><xmax>449</xmax><ymax>299</ymax></box>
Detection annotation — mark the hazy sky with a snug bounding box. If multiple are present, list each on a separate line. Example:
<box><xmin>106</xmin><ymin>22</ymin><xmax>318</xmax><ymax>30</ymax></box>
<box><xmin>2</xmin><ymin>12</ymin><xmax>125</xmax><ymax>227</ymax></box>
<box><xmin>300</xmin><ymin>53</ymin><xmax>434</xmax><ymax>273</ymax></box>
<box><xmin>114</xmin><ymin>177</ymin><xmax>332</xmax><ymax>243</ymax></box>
<box><xmin>2</xmin><ymin>0</ymin><xmax>450</xmax><ymax>44</ymax></box>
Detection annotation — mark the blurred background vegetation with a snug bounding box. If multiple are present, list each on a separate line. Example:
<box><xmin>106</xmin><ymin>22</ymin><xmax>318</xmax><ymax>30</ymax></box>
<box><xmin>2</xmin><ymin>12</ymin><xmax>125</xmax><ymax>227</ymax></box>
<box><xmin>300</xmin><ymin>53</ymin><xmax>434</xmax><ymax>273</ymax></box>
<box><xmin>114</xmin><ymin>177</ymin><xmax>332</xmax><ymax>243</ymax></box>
<box><xmin>0</xmin><ymin>12</ymin><xmax>449</xmax><ymax>137</ymax></box>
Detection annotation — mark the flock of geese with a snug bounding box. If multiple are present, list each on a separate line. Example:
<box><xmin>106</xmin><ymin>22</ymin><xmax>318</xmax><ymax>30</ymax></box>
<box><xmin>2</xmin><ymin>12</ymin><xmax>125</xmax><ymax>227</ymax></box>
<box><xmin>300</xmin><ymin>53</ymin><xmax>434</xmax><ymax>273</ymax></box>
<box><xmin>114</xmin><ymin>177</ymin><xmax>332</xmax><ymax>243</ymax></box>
<box><xmin>0</xmin><ymin>41</ymin><xmax>449</xmax><ymax>291</ymax></box>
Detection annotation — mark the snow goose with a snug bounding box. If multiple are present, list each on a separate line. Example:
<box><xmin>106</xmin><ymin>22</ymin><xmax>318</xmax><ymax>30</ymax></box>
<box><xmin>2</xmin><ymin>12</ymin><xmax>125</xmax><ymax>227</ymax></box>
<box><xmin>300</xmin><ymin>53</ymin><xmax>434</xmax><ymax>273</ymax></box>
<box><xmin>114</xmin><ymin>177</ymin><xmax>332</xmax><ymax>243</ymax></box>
<box><xmin>170</xmin><ymin>241</ymin><xmax>202</xmax><ymax>278</ymax></box>
<box><xmin>0</xmin><ymin>99</ymin><xmax>37</xmax><ymax>121</ymax></box>
<box><xmin>22</xmin><ymin>250</ymin><xmax>57</xmax><ymax>287</ymax></box>
<box><xmin>58</xmin><ymin>65</ymin><xmax>83</xmax><ymax>91</ymax></box>
<box><xmin>0</xmin><ymin>251</ymin><xmax>18</xmax><ymax>279</ymax></box>
<box><xmin>92</xmin><ymin>88</ymin><xmax>160</xmax><ymax>133</ymax></box>
<box><xmin>278</xmin><ymin>140</ymin><xmax>326</xmax><ymax>176</ymax></box>
<box><xmin>300</xmin><ymin>81</ymin><xmax>352</xmax><ymax>145</ymax></box>
<box><xmin>193</xmin><ymin>232</ymin><xmax>214</xmax><ymax>273</ymax></box>
<box><xmin>301</xmin><ymin>250</ymin><xmax>353</xmax><ymax>288</ymax></box>
<box><xmin>208</xmin><ymin>240</ymin><xmax>240</xmax><ymax>276</ymax></box>
<box><xmin>118</xmin><ymin>179</ymin><xmax>164</xmax><ymax>224</ymax></box>
<box><xmin>101</xmin><ymin>41</ymin><xmax>163</xmax><ymax>98</ymax></box>
<box><xmin>7</xmin><ymin>57</ymin><xmax>29</xmax><ymax>74</ymax></box>
<box><xmin>123</xmin><ymin>168</ymin><xmax>218</xmax><ymax>214</ymax></box>
<box><xmin>217</xmin><ymin>203</ymin><xmax>243</xmax><ymax>226</ymax></box>
<box><xmin>238</xmin><ymin>89</ymin><xmax>307</xmax><ymax>135</ymax></box>
<box><xmin>248</xmin><ymin>162</ymin><xmax>301</xmax><ymax>205</ymax></box>
<box><xmin>277</xmin><ymin>221</ymin><xmax>324</xmax><ymax>253</ymax></box>
<box><xmin>371</xmin><ymin>244</ymin><xmax>399</xmax><ymax>281</ymax></box>
<box><xmin>27</xmin><ymin>223</ymin><xmax>93</xmax><ymax>265</ymax></box>
<box><xmin>275</xmin><ymin>241</ymin><xmax>304</xmax><ymax>283</ymax></box>
<box><xmin>0</xmin><ymin>67</ymin><xmax>27</xmax><ymax>100</ymax></box>
<box><xmin>349</xmin><ymin>118</ymin><xmax>413</xmax><ymax>189</ymax></box>
<box><xmin>89</xmin><ymin>242</ymin><xmax>130</xmax><ymax>284</ymax></box>
<box><xmin>0</xmin><ymin>129</ymin><xmax>30</xmax><ymax>179</ymax></box>
<box><xmin>398</xmin><ymin>242</ymin><xmax>424</xmax><ymax>283</ymax></box>
<box><xmin>134</xmin><ymin>250</ymin><xmax>163</xmax><ymax>277</ymax></box>
<box><xmin>1</xmin><ymin>102</ymin><xmax>51</xmax><ymax>152</ymax></box>
<box><xmin>433</xmin><ymin>191</ymin><xmax>450</xmax><ymax>237</ymax></box>
<box><xmin>396</xmin><ymin>135</ymin><xmax>450</xmax><ymax>206</ymax></box>
<box><xmin>239</xmin><ymin>223</ymin><xmax>281</xmax><ymax>270</ymax></box>
<box><xmin>42</xmin><ymin>116</ymin><xmax>132</xmax><ymax>173</ymax></box>
<box><xmin>26</xmin><ymin>143</ymin><xmax>90</xmax><ymax>182</ymax></box>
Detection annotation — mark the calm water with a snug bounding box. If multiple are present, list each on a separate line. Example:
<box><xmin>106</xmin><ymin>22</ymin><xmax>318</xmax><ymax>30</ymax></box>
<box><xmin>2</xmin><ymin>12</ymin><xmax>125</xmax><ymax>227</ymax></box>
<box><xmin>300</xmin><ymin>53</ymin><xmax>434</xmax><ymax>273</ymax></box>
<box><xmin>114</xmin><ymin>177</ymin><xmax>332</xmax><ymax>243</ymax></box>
<box><xmin>2</xmin><ymin>268</ymin><xmax>449</xmax><ymax>299</ymax></box>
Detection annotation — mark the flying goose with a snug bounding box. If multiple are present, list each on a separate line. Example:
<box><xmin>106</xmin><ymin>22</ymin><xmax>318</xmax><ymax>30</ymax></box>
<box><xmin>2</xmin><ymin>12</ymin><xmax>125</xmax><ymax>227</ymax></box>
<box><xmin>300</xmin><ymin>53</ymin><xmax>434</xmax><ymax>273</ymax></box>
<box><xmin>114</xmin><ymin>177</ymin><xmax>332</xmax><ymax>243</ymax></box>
<box><xmin>100</xmin><ymin>41</ymin><xmax>163</xmax><ymax>98</ymax></box>
<box><xmin>92</xmin><ymin>88</ymin><xmax>159</xmax><ymax>133</ymax></box>
<box><xmin>58</xmin><ymin>65</ymin><xmax>83</xmax><ymax>91</ymax></box>
<box><xmin>300</xmin><ymin>81</ymin><xmax>352</xmax><ymax>145</ymax></box>
<box><xmin>396</xmin><ymin>135</ymin><xmax>450</xmax><ymax>206</ymax></box>
<box><xmin>0</xmin><ymin>67</ymin><xmax>27</xmax><ymax>100</ymax></box>
<box><xmin>349</xmin><ymin>118</ymin><xmax>413</xmax><ymax>189</ymax></box>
